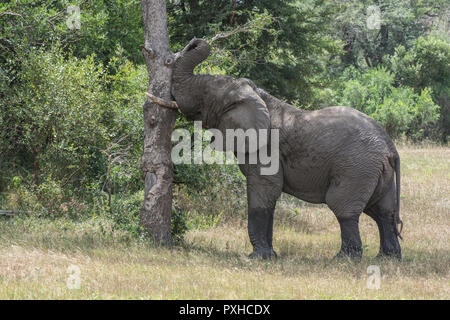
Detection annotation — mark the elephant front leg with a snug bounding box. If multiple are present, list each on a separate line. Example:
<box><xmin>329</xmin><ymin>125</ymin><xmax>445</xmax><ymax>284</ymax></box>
<box><xmin>248</xmin><ymin>207</ymin><xmax>277</xmax><ymax>259</ymax></box>
<box><xmin>240</xmin><ymin>163</ymin><xmax>282</xmax><ymax>260</ymax></box>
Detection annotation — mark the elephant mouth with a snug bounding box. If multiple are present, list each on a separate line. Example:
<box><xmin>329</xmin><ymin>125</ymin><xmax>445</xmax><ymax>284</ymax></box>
<box><xmin>186</xmin><ymin>42</ymin><xmax>199</xmax><ymax>52</ymax></box>
<box><xmin>185</xmin><ymin>109</ymin><xmax>202</xmax><ymax>122</ymax></box>
<box><xmin>194</xmin><ymin>110</ymin><xmax>202</xmax><ymax>118</ymax></box>
<box><xmin>182</xmin><ymin>38</ymin><xmax>206</xmax><ymax>55</ymax></box>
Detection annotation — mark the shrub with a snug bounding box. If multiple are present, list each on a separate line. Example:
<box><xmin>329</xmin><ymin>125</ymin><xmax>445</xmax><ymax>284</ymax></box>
<box><xmin>387</xmin><ymin>35</ymin><xmax>450</xmax><ymax>141</ymax></box>
<box><xmin>109</xmin><ymin>191</ymin><xmax>143</xmax><ymax>237</ymax></box>
<box><xmin>337</xmin><ymin>66</ymin><xmax>440</xmax><ymax>140</ymax></box>
<box><xmin>171</xmin><ymin>208</ymin><xmax>189</xmax><ymax>244</ymax></box>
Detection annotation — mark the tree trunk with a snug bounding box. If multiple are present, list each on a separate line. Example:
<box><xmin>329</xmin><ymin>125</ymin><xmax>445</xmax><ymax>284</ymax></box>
<box><xmin>140</xmin><ymin>0</ymin><xmax>177</xmax><ymax>245</ymax></box>
<box><xmin>107</xmin><ymin>154</ymin><xmax>112</xmax><ymax>211</ymax></box>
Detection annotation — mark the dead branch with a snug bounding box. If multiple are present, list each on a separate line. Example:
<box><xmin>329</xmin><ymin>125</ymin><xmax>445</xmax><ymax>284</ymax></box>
<box><xmin>145</xmin><ymin>92</ymin><xmax>178</xmax><ymax>110</ymax></box>
<box><xmin>0</xmin><ymin>12</ymin><xmax>23</xmax><ymax>18</ymax></box>
<box><xmin>0</xmin><ymin>210</ymin><xmax>33</xmax><ymax>216</ymax></box>
<box><xmin>209</xmin><ymin>16</ymin><xmax>267</xmax><ymax>43</ymax></box>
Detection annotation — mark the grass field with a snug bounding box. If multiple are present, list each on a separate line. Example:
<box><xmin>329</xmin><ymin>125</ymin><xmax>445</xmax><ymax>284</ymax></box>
<box><xmin>0</xmin><ymin>145</ymin><xmax>449</xmax><ymax>299</ymax></box>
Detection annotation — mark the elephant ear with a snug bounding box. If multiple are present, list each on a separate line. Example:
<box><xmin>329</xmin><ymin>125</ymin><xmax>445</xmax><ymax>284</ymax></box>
<box><xmin>212</xmin><ymin>79</ymin><xmax>271</xmax><ymax>154</ymax></box>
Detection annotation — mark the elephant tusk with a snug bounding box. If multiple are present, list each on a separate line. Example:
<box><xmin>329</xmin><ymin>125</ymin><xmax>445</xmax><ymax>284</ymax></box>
<box><xmin>145</xmin><ymin>92</ymin><xmax>179</xmax><ymax>110</ymax></box>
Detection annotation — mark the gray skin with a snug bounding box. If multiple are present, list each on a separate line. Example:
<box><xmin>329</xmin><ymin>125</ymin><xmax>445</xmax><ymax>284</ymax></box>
<box><xmin>171</xmin><ymin>38</ymin><xmax>403</xmax><ymax>260</ymax></box>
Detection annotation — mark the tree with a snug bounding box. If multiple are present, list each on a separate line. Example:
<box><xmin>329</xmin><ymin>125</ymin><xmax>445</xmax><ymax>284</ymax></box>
<box><xmin>332</xmin><ymin>0</ymin><xmax>446</xmax><ymax>69</ymax></box>
<box><xmin>0</xmin><ymin>47</ymin><xmax>109</xmax><ymax>187</ymax></box>
<box><xmin>167</xmin><ymin>0</ymin><xmax>340</xmax><ymax>105</ymax></box>
<box><xmin>387</xmin><ymin>35</ymin><xmax>450</xmax><ymax>141</ymax></box>
<box><xmin>140</xmin><ymin>0</ymin><xmax>177</xmax><ymax>244</ymax></box>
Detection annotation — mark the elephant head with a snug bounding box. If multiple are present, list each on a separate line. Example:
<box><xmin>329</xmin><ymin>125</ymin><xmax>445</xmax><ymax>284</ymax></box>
<box><xmin>171</xmin><ymin>38</ymin><xmax>212</xmax><ymax>120</ymax></box>
<box><xmin>171</xmin><ymin>38</ymin><xmax>271</xmax><ymax>154</ymax></box>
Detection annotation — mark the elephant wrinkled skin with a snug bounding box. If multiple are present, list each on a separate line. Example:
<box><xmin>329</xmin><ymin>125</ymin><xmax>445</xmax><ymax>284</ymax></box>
<box><xmin>171</xmin><ymin>38</ymin><xmax>403</xmax><ymax>260</ymax></box>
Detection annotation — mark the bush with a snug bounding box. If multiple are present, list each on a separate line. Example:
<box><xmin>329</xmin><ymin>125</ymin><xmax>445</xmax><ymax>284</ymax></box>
<box><xmin>171</xmin><ymin>208</ymin><xmax>189</xmax><ymax>244</ymax></box>
<box><xmin>109</xmin><ymin>191</ymin><xmax>143</xmax><ymax>237</ymax></box>
<box><xmin>4</xmin><ymin>176</ymin><xmax>40</xmax><ymax>212</ymax></box>
<box><xmin>0</xmin><ymin>44</ymin><xmax>147</xmax><ymax>218</ymax></box>
<box><xmin>387</xmin><ymin>35</ymin><xmax>450</xmax><ymax>141</ymax></box>
<box><xmin>336</xmin><ymin>66</ymin><xmax>440</xmax><ymax>140</ymax></box>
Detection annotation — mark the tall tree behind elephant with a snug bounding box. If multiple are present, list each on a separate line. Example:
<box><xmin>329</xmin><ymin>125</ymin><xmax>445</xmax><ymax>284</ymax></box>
<box><xmin>171</xmin><ymin>38</ymin><xmax>403</xmax><ymax>260</ymax></box>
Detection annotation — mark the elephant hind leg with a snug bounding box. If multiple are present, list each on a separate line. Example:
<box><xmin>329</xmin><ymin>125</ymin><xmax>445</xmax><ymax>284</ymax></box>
<box><xmin>326</xmin><ymin>178</ymin><xmax>378</xmax><ymax>260</ymax></box>
<box><xmin>365</xmin><ymin>181</ymin><xmax>402</xmax><ymax>260</ymax></box>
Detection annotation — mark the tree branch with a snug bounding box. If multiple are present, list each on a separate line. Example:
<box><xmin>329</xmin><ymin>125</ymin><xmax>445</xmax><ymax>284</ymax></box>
<box><xmin>145</xmin><ymin>92</ymin><xmax>178</xmax><ymax>110</ymax></box>
<box><xmin>0</xmin><ymin>12</ymin><xmax>23</xmax><ymax>18</ymax></box>
<box><xmin>141</xmin><ymin>46</ymin><xmax>155</xmax><ymax>59</ymax></box>
<box><xmin>209</xmin><ymin>16</ymin><xmax>267</xmax><ymax>43</ymax></box>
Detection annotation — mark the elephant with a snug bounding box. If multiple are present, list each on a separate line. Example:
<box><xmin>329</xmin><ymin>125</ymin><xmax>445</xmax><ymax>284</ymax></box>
<box><xmin>170</xmin><ymin>38</ymin><xmax>403</xmax><ymax>260</ymax></box>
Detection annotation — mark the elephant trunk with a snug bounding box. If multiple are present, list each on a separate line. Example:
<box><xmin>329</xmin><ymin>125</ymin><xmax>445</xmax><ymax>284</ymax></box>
<box><xmin>172</xmin><ymin>38</ymin><xmax>211</xmax><ymax>119</ymax></box>
<box><xmin>172</xmin><ymin>38</ymin><xmax>211</xmax><ymax>83</ymax></box>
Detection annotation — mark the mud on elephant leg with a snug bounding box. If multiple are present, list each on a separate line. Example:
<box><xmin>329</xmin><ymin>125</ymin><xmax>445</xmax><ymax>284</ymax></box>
<box><xmin>248</xmin><ymin>207</ymin><xmax>277</xmax><ymax>259</ymax></box>
<box><xmin>373</xmin><ymin>213</ymin><xmax>401</xmax><ymax>260</ymax></box>
<box><xmin>243</xmin><ymin>165</ymin><xmax>282</xmax><ymax>260</ymax></box>
<box><xmin>366</xmin><ymin>191</ymin><xmax>402</xmax><ymax>260</ymax></box>
<box><xmin>335</xmin><ymin>215</ymin><xmax>363</xmax><ymax>260</ymax></box>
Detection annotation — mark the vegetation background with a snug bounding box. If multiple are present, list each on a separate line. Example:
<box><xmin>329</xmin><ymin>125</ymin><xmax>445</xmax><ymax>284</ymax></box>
<box><xmin>0</xmin><ymin>0</ymin><xmax>449</xmax><ymax>299</ymax></box>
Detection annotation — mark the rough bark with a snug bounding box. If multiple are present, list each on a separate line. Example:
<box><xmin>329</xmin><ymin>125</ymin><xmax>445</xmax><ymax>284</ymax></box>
<box><xmin>140</xmin><ymin>0</ymin><xmax>177</xmax><ymax>245</ymax></box>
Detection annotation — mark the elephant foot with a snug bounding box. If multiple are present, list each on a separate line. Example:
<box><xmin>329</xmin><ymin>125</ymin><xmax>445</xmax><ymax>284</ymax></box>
<box><xmin>377</xmin><ymin>239</ymin><xmax>402</xmax><ymax>261</ymax></box>
<box><xmin>249</xmin><ymin>248</ymin><xmax>278</xmax><ymax>260</ymax></box>
<box><xmin>376</xmin><ymin>249</ymin><xmax>402</xmax><ymax>261</ymax></box>
<box><xmin>333</xmin><ymin>247</ymin><xmax>362</xmax><ymax>261</ymax></box>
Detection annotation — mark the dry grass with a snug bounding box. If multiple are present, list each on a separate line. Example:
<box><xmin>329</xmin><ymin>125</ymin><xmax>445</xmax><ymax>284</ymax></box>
<box><xmin>0</xmin><ymin>145</ymin><xmax>448</xmax><ymax>299</ymax></box>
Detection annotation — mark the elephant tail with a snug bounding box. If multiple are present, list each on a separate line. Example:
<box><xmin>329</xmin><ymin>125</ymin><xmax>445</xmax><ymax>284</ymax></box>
<box><xmin>394</xmin><ymin>154</ymin><xmax>403</xmax><ymax>240</ymax></box>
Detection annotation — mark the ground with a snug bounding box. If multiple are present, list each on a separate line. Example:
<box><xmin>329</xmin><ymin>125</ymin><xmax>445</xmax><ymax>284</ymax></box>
<box><xmin>0</xmin><ymin>145</ymin><xmax>448</xmax><ymax>299</ymax></box>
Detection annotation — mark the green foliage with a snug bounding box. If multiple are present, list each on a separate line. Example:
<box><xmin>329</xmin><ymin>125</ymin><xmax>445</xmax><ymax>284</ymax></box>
<box><xmin>373</xmin><ymin>87</ymin><xmax>440</xmax><ymax>140</ymax></box>
<box><xmin>4</xmin><ymin>177</ymin><xmax>40</xmax><ymax>212</ymax></box>
<box><xmin>335</xmin><ymin>66</ymin><xmax>440</xmax><ymax>139</ymax></box>
<box><xmin>0</xmin><ymin>0</ymin><xmax>448</xmax><ymax>241</ymax></box>
<box><xmin>1</xmin><ymin>46</ymin><xmax>106</xmax><ymax>186</ymax></box>
<box><xmin>332</xmin><ymin>0</ymin><xmax>445</xmax><ymax>69</ymax></box>
<box><xmin>0</xmin><ymin>0</ymin><xmax>144</xmax><ymax>65</ymax></box>
<box><xmin>171</xmin><ymin>208</ymin><xmax>189</xmax><ymax>244</ymax></box>
<box><xmin>339</xmin><ymin>66</ymin><xmax>395</xmax><ymax>114</ymax></box>
<box><xmin>168</xmin><ymin>0</ymin><xmax>341</xmax><ymax>104</ymax></box>
<box><xmin>0</xmin><ymin>44</ymin><xmax>146</xmax><ymax>222</ymax></box>
<box><xmin>109</xmin><ymin>191</ymin><xmax>144</xmax><ymax>237</ymax></box>
<box><xmin>386</xmin><ymin>35</ymin><xmax>450</xmax><ymax>141</ymax></box>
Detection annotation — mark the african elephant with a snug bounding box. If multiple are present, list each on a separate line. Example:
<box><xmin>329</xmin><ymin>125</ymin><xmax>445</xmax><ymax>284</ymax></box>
<box><xmin>171</xmin><ymin>38</ymin><xmax>403</xmax><ymax>260</ymax></box>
